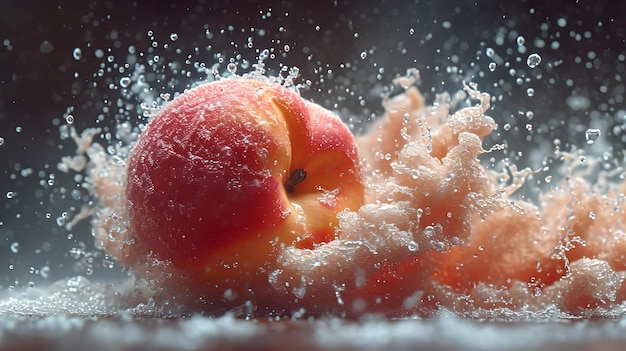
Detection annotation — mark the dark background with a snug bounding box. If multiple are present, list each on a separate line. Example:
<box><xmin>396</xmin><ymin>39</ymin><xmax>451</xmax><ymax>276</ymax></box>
<box><xmin>1</xmin><ymin>0</ymin><xmax>625</xmax><ymax>288</ymax></box>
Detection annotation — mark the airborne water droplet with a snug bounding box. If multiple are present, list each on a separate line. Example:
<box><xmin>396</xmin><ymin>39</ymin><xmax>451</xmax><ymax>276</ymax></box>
<box><xmin>10</xmin><ymin>242</ymin><xmax>19</xmax><ymax>253</ymax></box>
<box><xmin>72</xmin><ymin>48</ymin><xmax>82</xmax><ymax>60</ymax></box>
<box><xmin>527</xmin><ymin>53</ymin><xmax>542</xmax><ymax>68</ymax></box>
<box><xmin>120</xmin><ymin>77</ymin><xmax>131</xmax><ymax>88</ymax></box>
<box><xmin>170</xmin><ymin>32</ymin><xmax>178</xmax><ymax>41</ymax></box>
<box><xmin>227</xmin><ymin>62</ymin><xmax>237</xmax><ymax>73</ymax></box>
<box><xmin>488</xmin><ymin>62</ymin><xmax>496</xmax><ymax>72</ymax></box>
<box><xmin>40</xmin><ymin>40</ymin><xmax>54</xmax><ymax>53</ymax></box>
<box><xmin>585</xmin><ymin>128</ymin><xmax>601</xmax><ymax>144</ymax></box>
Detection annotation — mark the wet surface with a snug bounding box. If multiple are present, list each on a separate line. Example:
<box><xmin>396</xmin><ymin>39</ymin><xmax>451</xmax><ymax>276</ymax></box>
<box><xmin>3</xmin><ymin>315</ymin><xmax>626</xmax><ymax>351</ymax></box>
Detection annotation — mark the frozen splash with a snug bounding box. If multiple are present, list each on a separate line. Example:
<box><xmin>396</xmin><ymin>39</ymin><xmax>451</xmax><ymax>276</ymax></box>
<box><xmin>42</xmin><ymin>65</ymin><xmax>626</xmax><ymax>319</ymax></box>
<box><xmin>270</xmin><ymin>76</ymin><xmax>626</xmax><ymax>318</ymax></box>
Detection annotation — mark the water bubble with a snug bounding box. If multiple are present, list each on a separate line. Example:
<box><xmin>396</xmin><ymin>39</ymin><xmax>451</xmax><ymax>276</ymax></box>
<box><xmin>424</xmin><ymin>225</ymin><xmax>435</xmax><ymax>238</ymax></box>
<box><xmin>485</xmin><ymin>47</ymin><xmax>495</xmax><ymax>58</ymax></box>
<box><xmin>408</xmin><ymin>241</ymin><xmax>419</xmax><ymax>252</ymax></box>
<box><xmin>40</xmin><ymin>40</ymin><xmax>54</xmax><ymax>53</ymax></box>
<box><xmin>169</xmin><ymin>32</ymin><xmax>178</xmax><ymax>41</ymax></box>
<box><xmin>65</xmin><ymin>115</ymin><xmax>74</xmax><ymax>124</ymax></box>
<box><xmin>488</xmin><ymin>62</ymin><xmax>496</xmax><ymax>72</ymax></box>
<box><xmin>6</xmin><ymin>191</ymin><xmax>15</xmax><ymax>199</ymax></box>
<box><xmin>259</xmin><ymin>49</ymin><xmax>269</xmax><ymax>60</ymax></box>
<box><xmin>119</xmin><ymin>77</ymin><xmax>131</xmax><ymax>88</ymax></box>
<box><xmin>585</xmin><ymin>128</ymin><xmax>601</xmax><ymax>144</ymax></box>
<box><xmin>0</xmin><ymin>137</ymin><xmax>4</xmax><ymax>146</ymax></box>
<box><xmin>72</xmin><ymin>48</ymin><xmax>82</xmax><ymax>60</ymax></box>
<box><xmin>526</xmin><ymin>88</ymin><xmax>535</xmax><ymax>97</ymax></box>
<box><xmin>527</xmin><ymin>53</ymin><xmax>542</xmax><ymax>68</ymax></box>
<box><xmin>360</xmin><ymin>51</ymin><xmax>367</xmax><ymax>59</ymax></box>
<box><xmin>227</xmin><ymin>62</ymin><xmax>237</xmax><ymax>74</ymax></box>
<box><xmin>10</xmin><ymin>242</ymin><xmax>19</xmax><ymax>254</ymax></box>
<box><xmin>516</xmin><ymin>36</ymin><xmax>526</xmax><ymax>46</ymax></box>
<box><xmin>40</xmin><ymin>266</ymin><xmax>50</xmax><ymax>279</ymax></box>
<box><xmin>283</xmin><ymin>44</ymin><xmax>290</xmax><ymax>52</ymax></box>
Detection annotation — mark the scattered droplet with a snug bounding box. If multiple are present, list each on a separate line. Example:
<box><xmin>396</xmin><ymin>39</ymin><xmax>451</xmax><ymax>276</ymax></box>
<box><xmin>40</xmin><ymin>266</ymin><xmax>50</xmax><ymax>279</ymax></box>
<box><xmin>6</xmin><ymin>191</ymin><xmax>15</xmax><ymax>199</ymax></box>
<box><xmin>527</xmin><ymin>53</ymin><xmax>542</xmax><ymax>68</ymax></box>
<box><xmin>119</xmin><ymin>77</ymin><xmax>131</xmax><ymax>88</ymax></box>
<box><xmin>516</xmin><ymin>36</ymin><xmax>526</xmax><ymax>46</ymax></box>
<box><xmin>424</xmin><ymin>226</ymin><xmax>435</xmax><ymax>238</ymax></box>
<box><xmin>170</xmin><ymin>32</ymin><xmax>178</xmax><ymax>41</ymax></box>
<box><xmin>72</xmin><ymin>48</ymin><xmax>82</xmax><ymax>60</ymax></box>
<box><xmin>360</xmin><ymin>51</ymin><xmax>367</xmax><ymax>59</ymax></box>
<box><xmin>526</xmin><ymin>88</ymin><xmax>535</xmax><ymax>97</ymax></box>
<box><xmin>585</xmin><ymin>128</ymin><xmax>601</xmax><ymax>144</ymax></box>
<box><xmin>0</xmin><ymin>137</ymin><xmax>4</xmax><ymax>146</ymax></box>
<box><xmin>485</xmin><ymin>47</ymin><xmax>495</xmax><ymax>58</ymax></box>
<box><xmin>488</xmin><ymin>62</ymin><xmax>496</xmax><ymax>72</ymax></box>
<box><xmin>227</xmin><ymin>62</ymin><xmax>237</xmax><ymax>73</ymax></box>
<box><xmin>40</xmin><ymin>40</ymin><xmax>54</xmax><ymax>53</ymax></box>
<box><xmin>10</xmin><ymin>242</ymin><xmax>19</xmax><ymax>254</ymax></box>
<box><xmin>65</xmin><ymin>115</ymin><xmax>74</xmax><ymax>124</ymax></box>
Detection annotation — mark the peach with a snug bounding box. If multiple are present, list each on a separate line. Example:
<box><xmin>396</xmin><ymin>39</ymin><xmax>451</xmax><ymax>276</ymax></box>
<box><xmin>123</xmin><ymin>78</ymin><xmax>364</xmax><ymax>299</ymax></box>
